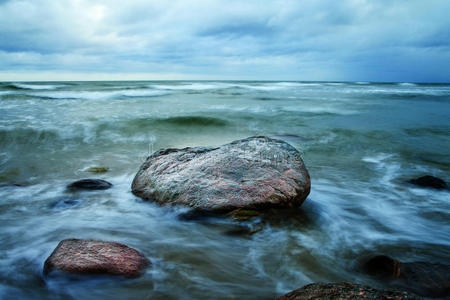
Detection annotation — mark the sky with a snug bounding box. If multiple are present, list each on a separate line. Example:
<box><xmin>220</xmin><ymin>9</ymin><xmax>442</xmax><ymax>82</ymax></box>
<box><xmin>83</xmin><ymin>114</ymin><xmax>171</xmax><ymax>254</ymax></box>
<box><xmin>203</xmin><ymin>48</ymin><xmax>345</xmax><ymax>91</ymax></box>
<box><xmin>0</xmin><ymin>0</ymin><xmax>449</xmax><ymax>82</ymax></box>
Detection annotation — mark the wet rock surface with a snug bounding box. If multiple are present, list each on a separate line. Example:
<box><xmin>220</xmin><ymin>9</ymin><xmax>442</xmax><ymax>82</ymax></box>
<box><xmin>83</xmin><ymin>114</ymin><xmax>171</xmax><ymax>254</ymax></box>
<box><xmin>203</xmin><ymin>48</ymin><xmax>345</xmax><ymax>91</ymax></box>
<box><xmin>132</xmin><ymin>136</ymin><xmax>310</xmax><ymax>211</ymax></box>
<box><xmin>67</xmin><ymin>179</ymin><xmax>112</xmax><ymax>190</ymax></box>
<box><xmin>364</xmin><ymin>255</ymin><xmax>450</xmax><ymax>298</ymax></box>
<box><xmin>86</xmin><ymin>167</ymin><xmax>109</xmax><ymax>174</ymax></box>
<box><xmin>44</xmin><ymin>239</ymin><xmax>150</xmax><ymax>278</ymax></box>
<box><xmin>407</xmin><ymin>175</ymin><xmax>448</xmax><ymax>190</ymax></box>
<box><xmin>276</xmin><ymin>282</ymin><xmax>420</xmax><ymax>300</ymax></box>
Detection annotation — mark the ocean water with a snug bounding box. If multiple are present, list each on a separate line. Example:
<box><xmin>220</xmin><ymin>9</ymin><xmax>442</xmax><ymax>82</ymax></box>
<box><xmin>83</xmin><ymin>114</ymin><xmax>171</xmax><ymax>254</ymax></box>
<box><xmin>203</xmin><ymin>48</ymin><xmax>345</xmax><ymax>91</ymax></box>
<box><xmin>0</xmin><ymin>81</ymin><xmax>449</xmax><ymax>299</ymax></box>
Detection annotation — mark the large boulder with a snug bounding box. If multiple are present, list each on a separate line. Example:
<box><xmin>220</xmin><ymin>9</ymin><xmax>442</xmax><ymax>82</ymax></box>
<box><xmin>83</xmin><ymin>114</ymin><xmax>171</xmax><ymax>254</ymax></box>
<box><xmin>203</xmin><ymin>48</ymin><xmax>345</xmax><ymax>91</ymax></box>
<box><xmin>364</xmin><ymin>255</ymin><xmax>450</xmax><ymax>298</ymax></box>
<box><xmin>44</xmin><ymin>239</ymin><xmax>150</xmax><ymax>278</ymax></box>
<box><xmin>132</xmin><ymin>136</ymin><xmax>310</xmax><ymax>211</ymax></box>
<box><xmin>276</xmin><ymin>282</ymin><xmax>420</xmax><ymax>300</ymax></box>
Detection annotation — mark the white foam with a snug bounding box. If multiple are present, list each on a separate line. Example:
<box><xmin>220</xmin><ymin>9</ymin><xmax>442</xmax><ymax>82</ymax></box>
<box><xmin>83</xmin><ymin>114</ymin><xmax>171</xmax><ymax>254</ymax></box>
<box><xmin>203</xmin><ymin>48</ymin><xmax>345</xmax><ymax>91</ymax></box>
<box><xmin>28</xmin><ymin>89</ymin><xmax>169</xmax><ymax>100</ymax></box>
<box><xmin>235</xmin><ymin>84</ymin><xmax>285</xmax><ymax>91</ymax></box>
<box><xmin>151</xmin><ymin>83</ymin><xmax>224</xmax><ymax>90</ymax></box>
<box><xmin>362</xmin><ymin>153</ymin><xmax>393</xmax><ymax>164</ymax></box>
<box><xmin>324</xmin><ymin>82</ymin><xmax>344</xmax><ymax>86</ymax></box>
<box><xmin>281</xmin><ymin>105</ymin><xmax>356</xmax><ymax>115</ymax></box>
<box><xmin>13</xmin><ymin>83</ymin><xmax>66</xmax><ymax>90</ymax></box>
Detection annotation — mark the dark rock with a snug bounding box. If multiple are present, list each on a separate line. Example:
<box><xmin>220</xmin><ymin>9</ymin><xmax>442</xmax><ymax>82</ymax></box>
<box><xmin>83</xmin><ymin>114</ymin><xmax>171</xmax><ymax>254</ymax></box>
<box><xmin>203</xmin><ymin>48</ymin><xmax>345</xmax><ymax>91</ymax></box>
<box><xmin>44</xmin><ymin>239</ymin><xmax>150</xmax><ymax>278</ymax></box>
<box><xmin>408</xmin><ymin>175</ymin><xmax>447</xmax><ymax>190</ymax></box>
<box><xmin>364</xmin><ymin>255</ymin><xmax>401</xmax><ymax>277</ymax></box>
<box><xmin>364</xmin><ymin>255</ymin><xmax>450</xmax><ymax>298</ymax></box>
<box><xmin>0</xmin><ymin>183</ymin><xmax>27</xmax><ymax>188</ymax></box>
<box><xmin>177</xmin><ymin>209</ymin><xmax>224</xmax><ymax>222</ymax></box>
<box><xmin>224</xmin><ymin>224</ymin><xmax>263</xmax><ymax>237</ymax></box>
<box><xmin>276</xmin><ymin>282</ymin><xmax>420</xmax><ymax>300</ymax></box>
<box><xmin>132</xmin><ymin>136</ymin><xmax>310</xmax><ymax>211</ymax></box>
<box><xmin>67</xmin><ymin>179</ymin><xmax>112</xmax><ymax>190</ymax></box>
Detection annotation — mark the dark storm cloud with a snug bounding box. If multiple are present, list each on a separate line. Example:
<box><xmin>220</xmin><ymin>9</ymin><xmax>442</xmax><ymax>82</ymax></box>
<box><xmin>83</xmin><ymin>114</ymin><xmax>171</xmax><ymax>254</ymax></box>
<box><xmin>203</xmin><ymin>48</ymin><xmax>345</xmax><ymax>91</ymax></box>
<box><xmin>0</xmin><ymin>0</ymin><xmax>449</xmax><ymax>81</ymax></box>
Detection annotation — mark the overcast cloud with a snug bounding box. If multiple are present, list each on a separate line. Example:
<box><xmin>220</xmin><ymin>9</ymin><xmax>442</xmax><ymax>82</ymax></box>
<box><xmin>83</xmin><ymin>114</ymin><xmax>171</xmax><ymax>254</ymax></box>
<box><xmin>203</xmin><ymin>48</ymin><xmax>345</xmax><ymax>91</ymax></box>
<box><xmin>0</xmin><ymin>0</ymin><xmax>449</xmax><ymax>82</ymax></box>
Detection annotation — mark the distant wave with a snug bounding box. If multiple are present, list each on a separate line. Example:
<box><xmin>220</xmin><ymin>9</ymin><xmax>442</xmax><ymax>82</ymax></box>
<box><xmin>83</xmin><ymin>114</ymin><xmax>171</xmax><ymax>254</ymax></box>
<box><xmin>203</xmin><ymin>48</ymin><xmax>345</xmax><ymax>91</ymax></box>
<box><xmin>151</xmin><ymin>82</ymin><xmax>313</xmax><ymax>92</ymax></box>
<box><xmin>149</xmin><ymin>81</ymin><xmax>333</xmax><ymax>92</ymax></box>
<box><xmin>94</xmin><ymin>116</ymin><xmax>230</xmax><ymax>140</ymax></box>
<box><xmin>151</xmin><ymin>83</ymin><xmax>224</xmax><ymax>90</ymax></box>
<box><xmin>324</xmin><ymin>82</ymin><xmax>345</xmax><ymax>86</ymax></box>
<box><xmin>397</xmin><ymin>82</ymin><xmax>417</xmax><ymax>86</ymax></box>
<box><xmin>157</xmin><ymin>116</ymin><xmax>229</xmax><ymax>126</ymax></box>
<box><xmin>27</xmin><ymin>89</ymin><xmax>169</xmax><ymax>100</ymax></box>
<box><xmin>235</xmin><ymin>84</ymin><xmax>286</xmax><ymax>91</ymax></box>
<box><xmin>10</xmin><ymin>83</ymin><xmax>66</xmax><ymax>90</ymax></box>
<box><xmin>237</xmin><ymin>82</ymin><xmax>324</xmax><ymax>90</ymax></box>
<box><xmin>362</xmin><ymin>87</ymin><xmax>450</xmax><ymax>98</ymax></box>
<box><xmin>0</xmin><ymin>127</ymin><xmax>62</xmax><ymax>147</ymax></box>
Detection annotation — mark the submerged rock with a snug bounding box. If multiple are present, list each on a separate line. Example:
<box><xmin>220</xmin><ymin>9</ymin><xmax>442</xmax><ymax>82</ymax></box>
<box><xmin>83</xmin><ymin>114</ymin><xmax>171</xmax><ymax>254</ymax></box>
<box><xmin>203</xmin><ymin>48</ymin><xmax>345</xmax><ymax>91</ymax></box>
<box><xmin>44</xmin><ymin>239</ymin><xmax>150</xmax><ymax>278</ymax></box>
<box><xmin>67</xmin><ymin>179</ymin><xmax>112</xmax><ymax>190</ymax></box>
<box><xmin>86</xmin><ymin>167</ymin><xmax>109</xmax><ymax>174</ymax></box>
<box><xmin>364</xmin><ymin>255</ymin><xmax>450</xmax><ymax>298</ymax></box>
<box><xmin>132</xmin><ymin>136</ymin><xmax>310</xmax><ymax>211</ymax></box>
<box><xmin>0</xmin><ymin>183</ymin><xmax>27</xmax><ymax>188</ymax></box>
<box><xmin>276</xmin><ymin>282</ymin><xmax>420</xmax><ymax>300</ymax></box>
<box><xmin>408</xmin><ymin>175</ymin><xmax>447</xmax><ymax>190</ymax></box>
<box><xmin>223</xmin><ymin>224</ymin><xmax>263</xmax><ymax>237</ymax></box>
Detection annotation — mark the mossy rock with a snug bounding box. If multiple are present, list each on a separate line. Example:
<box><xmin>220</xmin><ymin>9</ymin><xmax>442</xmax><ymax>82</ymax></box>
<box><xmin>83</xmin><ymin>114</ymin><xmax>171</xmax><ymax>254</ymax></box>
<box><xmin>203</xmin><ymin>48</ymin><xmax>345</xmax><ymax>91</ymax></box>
<box><xmin>87</xmin><ymin>167</ymin><xmax>109</xmax><ymax>174</ymax></box>
<box><xmin>227</xmin><ymin>208</ymin><xmax>262</xmax><ymax>221</ymax></box>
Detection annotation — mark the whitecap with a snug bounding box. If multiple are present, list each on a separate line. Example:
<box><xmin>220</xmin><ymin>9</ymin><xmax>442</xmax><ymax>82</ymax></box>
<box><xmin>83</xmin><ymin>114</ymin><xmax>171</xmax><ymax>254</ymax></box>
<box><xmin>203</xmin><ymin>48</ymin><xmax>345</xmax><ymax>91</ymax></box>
<box><xmin>281</xmin><ymin>105</ymin><xmax>356</xmax><ymax>115</ymax></box>
<box><xmin>27</xmin><ymin>89</ymin><xmax>169</xmax><ymax>100</ymax></box>
<box><xmin>361</xmin><ymin>153</ymin><xmax>393</xmax><ymax>164</ymax></box>
<box><xmin>273</xmin><ymin>82</ymin><xmax>324</xmax><ymax>88</ymax></box>
<box><xmin>13</xmin><ymin>83</ymin><xmax>66</xmax><ymax>90</ymax></box>
<box><xmin>362</xmin><ymin>153</ymin><xmax>400</xmax><ymax>186</ymax></box>
<box><xmin>151</xmin><ymin>83</ymin><xmax>224</xmax><ymax>90</ymax></box>
<box><xmin>234</xmin><ymin>84</ymin><xmax>285</xmax><ymax>91</ymax></box>
<box><xmin>324</xmin><ymin>82</ymin><xmax>344</xmax><ymax>86</ymax></box>
<box><xmin>398</xmin><ymin>82</ymin><xmax>417</xmax><ymax>86</ymax></box>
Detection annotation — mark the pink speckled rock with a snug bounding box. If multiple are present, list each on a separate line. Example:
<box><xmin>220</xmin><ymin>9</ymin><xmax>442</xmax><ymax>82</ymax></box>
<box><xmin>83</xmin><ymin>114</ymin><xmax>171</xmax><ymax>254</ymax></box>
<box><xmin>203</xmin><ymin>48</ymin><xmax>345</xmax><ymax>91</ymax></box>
<box><xmin>44</xmin><ymin>239</ymin><xmax>150</xmax><ymax>278</ymax></box>
<box><xmin>132</xmin><ymin>136</ymin><xmax>310</xmax><ymax>211</ymax></box>
<box><xmin>276</xmin><ymin>282</ymin><xmax>420</xmax><ymax>300</ymax></box>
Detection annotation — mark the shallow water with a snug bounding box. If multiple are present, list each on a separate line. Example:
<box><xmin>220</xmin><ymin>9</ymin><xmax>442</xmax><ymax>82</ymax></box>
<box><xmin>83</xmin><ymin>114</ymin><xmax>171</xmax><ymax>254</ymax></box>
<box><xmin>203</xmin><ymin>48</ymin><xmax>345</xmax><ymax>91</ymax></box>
<box><xmin>0</xmin><ymin>81</ymin><xmax>449</xmax><ymax>299</ymax></box>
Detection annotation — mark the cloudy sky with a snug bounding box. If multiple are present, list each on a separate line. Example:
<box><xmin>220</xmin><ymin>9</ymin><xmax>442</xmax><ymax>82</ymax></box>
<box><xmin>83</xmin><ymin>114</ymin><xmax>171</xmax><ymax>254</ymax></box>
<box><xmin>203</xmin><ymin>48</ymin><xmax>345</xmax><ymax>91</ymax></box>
<box><xmin>0</xmin><ymin>0</ymin><xmax>449</xmax><ymax>82</ymax></box>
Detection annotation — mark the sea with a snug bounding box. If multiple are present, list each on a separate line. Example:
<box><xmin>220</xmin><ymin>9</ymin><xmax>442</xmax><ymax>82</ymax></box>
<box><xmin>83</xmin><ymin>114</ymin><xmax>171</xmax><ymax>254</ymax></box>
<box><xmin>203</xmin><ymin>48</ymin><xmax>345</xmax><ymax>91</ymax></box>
<box><xmin>0</xmin><ymin>81</ymin><xmax>449</xmax><ymax>299</ymax></box>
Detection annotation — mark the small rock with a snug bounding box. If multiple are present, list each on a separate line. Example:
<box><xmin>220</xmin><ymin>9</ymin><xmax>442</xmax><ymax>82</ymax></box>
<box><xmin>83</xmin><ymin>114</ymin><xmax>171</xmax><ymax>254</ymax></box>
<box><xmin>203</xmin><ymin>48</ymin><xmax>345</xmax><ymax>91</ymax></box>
<box><xmin>67</xmin><ymin>179</ymin><xmax>112</xmax><ymax>190</ymax></box>
<box><xmin>408</xmin><ymin>175</ymin><xmax>447</xmax><ymax>190</ymax></box>
<box><xmin>276</xmin><ymin>282</ymin><xmax>420</xmax><ymax>300</ymax></box>
<box><xmin>44</xmin><ymin>239</ymin><xmax>150</xmax><ymax>278</ymax></box>
<box><xmin>364</xmin><ymin>255</ymin><xmax>401</xmax><ymax>277</ymax></box>
<box><xmin>132</xmin><ymin>136</ymin><xmax>310</xmax><ymax>211</ymax></box>
<box><xmin>364</xmin><ymin>255</ymin><xmax>450</xmax><ymax>298</ymax></box>
<box><xmin>86</xmin><ymin>167</ymin><xmax>109</xmax><ymax>174</ymax></box>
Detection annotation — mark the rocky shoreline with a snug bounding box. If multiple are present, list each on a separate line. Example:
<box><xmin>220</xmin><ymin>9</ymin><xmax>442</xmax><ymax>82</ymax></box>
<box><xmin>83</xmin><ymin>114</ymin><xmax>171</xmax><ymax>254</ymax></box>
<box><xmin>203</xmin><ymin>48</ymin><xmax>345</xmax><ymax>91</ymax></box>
<box><xmin>41</xmin><ymin>136</ymin><xmax>448</xmax><ymax>299</ymax></box>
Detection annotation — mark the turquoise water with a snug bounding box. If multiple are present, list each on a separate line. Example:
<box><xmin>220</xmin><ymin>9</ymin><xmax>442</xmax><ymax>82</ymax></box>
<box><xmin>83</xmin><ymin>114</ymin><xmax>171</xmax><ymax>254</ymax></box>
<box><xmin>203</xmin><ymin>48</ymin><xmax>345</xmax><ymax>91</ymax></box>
<box><xmin>0</xmin><ymin>81</ymin><xmax>449</xmax><ymax>299</ymax></box>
